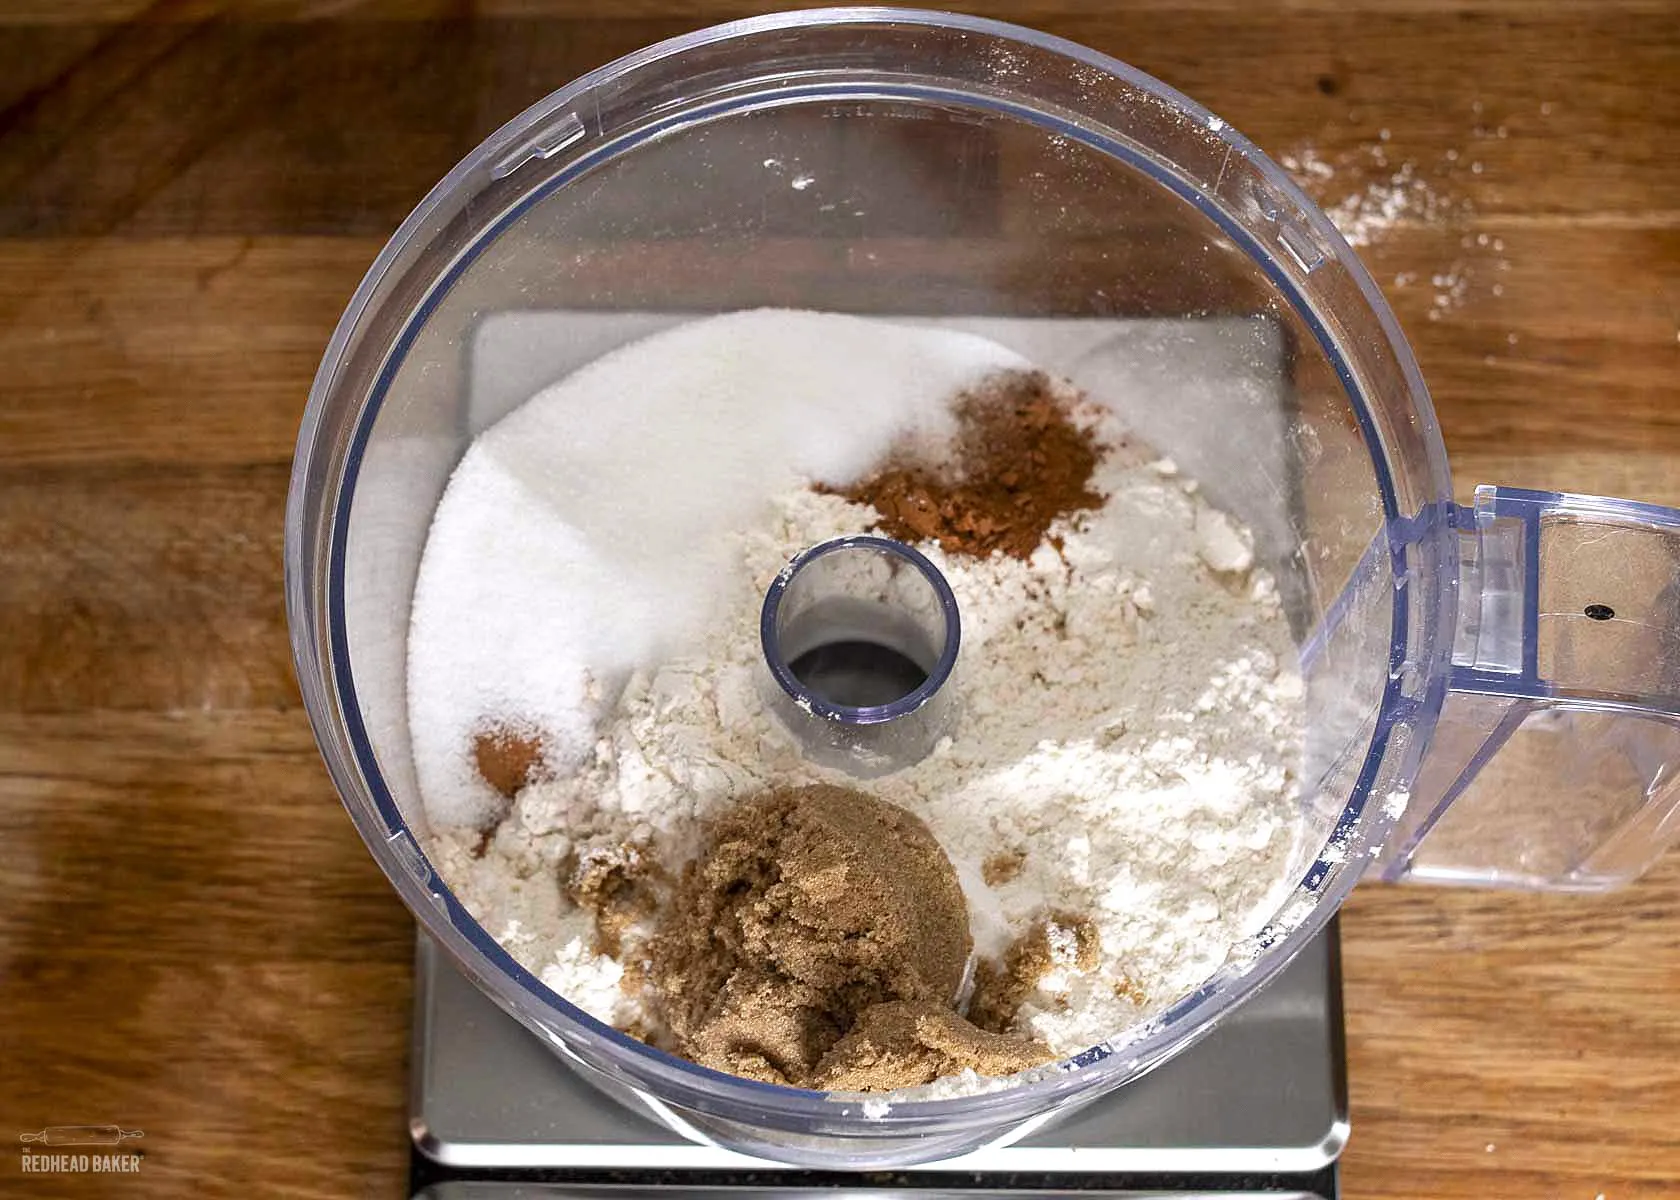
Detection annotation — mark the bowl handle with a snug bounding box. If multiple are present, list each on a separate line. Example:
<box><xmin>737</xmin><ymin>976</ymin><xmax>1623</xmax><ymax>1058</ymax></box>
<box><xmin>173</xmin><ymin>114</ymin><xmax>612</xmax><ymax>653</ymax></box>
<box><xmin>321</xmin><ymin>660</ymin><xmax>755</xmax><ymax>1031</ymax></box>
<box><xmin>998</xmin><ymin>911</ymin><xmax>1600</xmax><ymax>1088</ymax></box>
<box><xmin>1374</xmin><ymin>486</ymin><xmax>1680</xmax><ymax>891</ymax></box>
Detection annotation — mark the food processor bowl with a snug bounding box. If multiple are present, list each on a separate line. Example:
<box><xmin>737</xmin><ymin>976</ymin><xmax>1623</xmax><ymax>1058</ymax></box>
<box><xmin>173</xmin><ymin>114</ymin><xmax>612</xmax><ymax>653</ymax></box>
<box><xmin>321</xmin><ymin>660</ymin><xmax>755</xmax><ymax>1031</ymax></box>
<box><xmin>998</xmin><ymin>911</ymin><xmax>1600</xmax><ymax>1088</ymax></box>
<box><xmin>286</xmin><ymin>8</ymin><xmax>1680</xmax><ymax>1168</ymax></box>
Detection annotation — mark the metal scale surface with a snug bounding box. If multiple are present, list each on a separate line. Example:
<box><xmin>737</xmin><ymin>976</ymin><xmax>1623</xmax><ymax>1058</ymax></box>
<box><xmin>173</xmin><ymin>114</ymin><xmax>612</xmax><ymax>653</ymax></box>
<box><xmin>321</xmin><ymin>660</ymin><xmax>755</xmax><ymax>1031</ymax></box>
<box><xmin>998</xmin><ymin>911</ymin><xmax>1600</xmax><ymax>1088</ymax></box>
<box><xmin>409</xmin><ymin>925</ymin><xmax>1346</xmax><ymax>1198</ymax></box>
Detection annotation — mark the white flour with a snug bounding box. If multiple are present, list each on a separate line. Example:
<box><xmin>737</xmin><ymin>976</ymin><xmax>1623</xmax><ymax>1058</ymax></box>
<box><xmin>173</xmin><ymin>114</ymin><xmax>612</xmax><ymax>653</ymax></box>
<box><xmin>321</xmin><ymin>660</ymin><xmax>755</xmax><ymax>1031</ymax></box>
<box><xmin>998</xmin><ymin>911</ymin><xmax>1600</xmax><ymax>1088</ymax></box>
<box><xmin>414</xmin><ymin>312</ymin><xmax>1305</xmax><ymax>1091</ymax></box>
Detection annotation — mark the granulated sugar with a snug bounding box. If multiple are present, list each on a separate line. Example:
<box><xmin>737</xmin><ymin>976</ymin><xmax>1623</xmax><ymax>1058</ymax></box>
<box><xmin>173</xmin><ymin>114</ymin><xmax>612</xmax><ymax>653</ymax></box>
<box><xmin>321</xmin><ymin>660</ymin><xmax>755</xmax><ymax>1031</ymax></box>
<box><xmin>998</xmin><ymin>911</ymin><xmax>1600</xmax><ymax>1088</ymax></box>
<box><xmin>414</xmin><ymin>311</ymin><xmax>1305</xmax><ymax>1091</ymax></box>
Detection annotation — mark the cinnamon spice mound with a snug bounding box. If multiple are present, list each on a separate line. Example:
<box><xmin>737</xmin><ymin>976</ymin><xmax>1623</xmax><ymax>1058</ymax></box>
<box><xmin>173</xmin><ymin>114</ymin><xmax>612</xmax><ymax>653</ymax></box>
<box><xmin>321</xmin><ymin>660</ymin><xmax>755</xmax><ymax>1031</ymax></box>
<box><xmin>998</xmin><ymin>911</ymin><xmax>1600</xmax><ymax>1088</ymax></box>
<box><xmin>826</xmin><ymin>370</ymin><xmax>1106</xmax><ymax>560</ymax></box>
<box><xmin>468</xmin><ymin>723</ymin><xmax>553</xmax><ymax>856</ymax></box>
<box><xmin>472</xmin><ymin>725</ymin><xmax>548</xmax><ymax>799</ymax></box>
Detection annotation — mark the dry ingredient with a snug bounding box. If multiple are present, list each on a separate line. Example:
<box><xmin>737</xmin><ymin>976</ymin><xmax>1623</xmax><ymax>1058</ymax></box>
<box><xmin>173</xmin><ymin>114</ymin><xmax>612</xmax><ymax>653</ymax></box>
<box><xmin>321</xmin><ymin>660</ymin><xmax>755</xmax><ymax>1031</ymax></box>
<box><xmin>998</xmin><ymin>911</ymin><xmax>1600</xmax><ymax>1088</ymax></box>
<box><xmin>1277</xmin><ymin>118</ymin><xmax>1517</xmax><ymax>327</ymax></box>
<box><xmin>824</xmin><ymin>370</ymin><xmax>1107</xmax><ymax>561</ymax></box>
<box><xmin>645</xmin><ymin>785</ymin><xmax>1050</xmax><ymax>1088</ymax></box>
<box><xmin>813</xmin><ymin>1001</ymin><xmax>1053</xmax><ymax>1092</ymax></box>
<box><xmin>473</xmin><ymin>726</ymin><xmax>549</xmax><ymax>803</ymax></box>
<box><xmin>408</xmin><ymin>309</ymin><xmax>1025</xmax><ymax>831</ymax></box>
<box><xmin>412</xmin><ymin>309</ymin><xmax>1306</xmax><ymax>1098</ymax></box>
<box><xmin>967</xmin><ymin>912</ymin><xmax>1102</xmax><ymax>1036</ymax></box>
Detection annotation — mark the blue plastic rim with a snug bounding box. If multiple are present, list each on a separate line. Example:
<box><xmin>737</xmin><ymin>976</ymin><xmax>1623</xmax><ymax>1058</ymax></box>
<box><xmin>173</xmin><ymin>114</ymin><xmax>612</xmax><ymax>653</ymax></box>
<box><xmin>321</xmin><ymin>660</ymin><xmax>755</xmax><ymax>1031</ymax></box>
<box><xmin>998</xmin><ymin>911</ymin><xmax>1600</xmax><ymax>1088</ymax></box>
<box><xmin>287</xmin><ymin>7</ymin><xmax>1455</xmax><ymax>1134</ymax></box>
<box><xmin>761</xmin><ymin>535</ymin><xmax>962</xmax><ymax>725</ymax></box>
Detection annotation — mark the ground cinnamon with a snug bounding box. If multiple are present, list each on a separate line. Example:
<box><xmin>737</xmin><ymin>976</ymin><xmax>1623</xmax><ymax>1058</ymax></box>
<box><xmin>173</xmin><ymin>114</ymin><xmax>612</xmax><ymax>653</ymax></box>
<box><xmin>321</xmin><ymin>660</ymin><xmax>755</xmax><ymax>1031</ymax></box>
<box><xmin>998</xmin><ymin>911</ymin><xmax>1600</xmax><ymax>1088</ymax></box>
<box><xmin>826</xmin><ymin>370</ymin><xmax>1107</xmax><ymax>560</ymax></box>
<box><xmin>472</xmin><ymin>725</ymin><xmax>547</xmax><ymax>799</ymax></box>
<box><xmin>468</xmin><ymin>723</ymin><xmax>551</xmax><ymax>856</ymax></box>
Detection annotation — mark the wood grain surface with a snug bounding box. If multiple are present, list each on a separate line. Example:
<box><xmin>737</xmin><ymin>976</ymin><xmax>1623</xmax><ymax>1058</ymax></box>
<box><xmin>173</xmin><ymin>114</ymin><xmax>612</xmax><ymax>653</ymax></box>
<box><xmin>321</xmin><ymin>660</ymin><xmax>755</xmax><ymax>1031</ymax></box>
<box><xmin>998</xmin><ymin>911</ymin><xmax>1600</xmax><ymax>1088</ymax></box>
<box><xmin>0</xmin><ymin>2</ymin><xmax>1676</xmax><ymax>1197</ymax></box>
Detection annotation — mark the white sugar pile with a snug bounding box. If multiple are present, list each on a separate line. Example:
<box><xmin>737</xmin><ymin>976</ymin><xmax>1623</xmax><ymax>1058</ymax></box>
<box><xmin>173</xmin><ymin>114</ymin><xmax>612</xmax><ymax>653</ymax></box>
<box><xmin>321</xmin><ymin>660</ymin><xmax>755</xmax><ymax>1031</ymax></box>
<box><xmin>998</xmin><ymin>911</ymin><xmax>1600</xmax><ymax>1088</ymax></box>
<box><xmin>407</xmin><ymin>310</ymin><xmax>1026</xmax><ymax>829</ymax></box>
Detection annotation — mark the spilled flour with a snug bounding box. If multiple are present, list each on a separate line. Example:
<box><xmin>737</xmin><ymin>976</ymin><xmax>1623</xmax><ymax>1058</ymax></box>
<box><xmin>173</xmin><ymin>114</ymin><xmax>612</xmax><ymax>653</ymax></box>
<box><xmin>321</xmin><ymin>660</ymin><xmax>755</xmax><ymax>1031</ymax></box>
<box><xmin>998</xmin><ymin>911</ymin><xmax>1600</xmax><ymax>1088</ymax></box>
<box><xmin>1277</xmin><ymin>101</ymin><xmax>1532</xmax><ymax>329</ymax></box>
<box><xmin>413</xmin><ymin>310</ymin><xmax>1305</xmax><ymax>1097</ymax></box>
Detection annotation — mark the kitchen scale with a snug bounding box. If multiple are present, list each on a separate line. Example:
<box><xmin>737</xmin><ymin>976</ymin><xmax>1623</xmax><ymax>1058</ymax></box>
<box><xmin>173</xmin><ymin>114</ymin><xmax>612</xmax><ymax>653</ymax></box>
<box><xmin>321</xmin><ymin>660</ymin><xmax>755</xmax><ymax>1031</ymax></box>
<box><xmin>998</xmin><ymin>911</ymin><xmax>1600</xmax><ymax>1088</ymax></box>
<box><xmin>407</xmin><ymin>922</ymin><xmax>1346</xmax><ymax>1198</ymax></box>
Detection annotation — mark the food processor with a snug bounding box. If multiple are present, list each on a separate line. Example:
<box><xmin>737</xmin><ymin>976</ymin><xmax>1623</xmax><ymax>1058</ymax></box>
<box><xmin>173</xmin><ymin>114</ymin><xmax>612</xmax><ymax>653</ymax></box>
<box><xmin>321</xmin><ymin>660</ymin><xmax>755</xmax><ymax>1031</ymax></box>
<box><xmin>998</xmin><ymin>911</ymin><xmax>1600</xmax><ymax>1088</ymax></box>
<box><xmin>284</xmin><ymin>8</ymin><xmax>1680</xmax><ymax>1191</ymax></box>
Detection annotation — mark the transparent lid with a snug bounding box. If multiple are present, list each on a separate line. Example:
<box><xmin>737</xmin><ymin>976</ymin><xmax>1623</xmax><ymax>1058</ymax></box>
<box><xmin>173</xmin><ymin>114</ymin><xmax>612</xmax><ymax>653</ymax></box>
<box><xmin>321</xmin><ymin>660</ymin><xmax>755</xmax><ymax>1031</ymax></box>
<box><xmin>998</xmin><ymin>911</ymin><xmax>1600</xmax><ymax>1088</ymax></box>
<box><xmin>286</xmin><ymin>7</ymin><xmax>1453</xmax><ymax>1161</ymax></box>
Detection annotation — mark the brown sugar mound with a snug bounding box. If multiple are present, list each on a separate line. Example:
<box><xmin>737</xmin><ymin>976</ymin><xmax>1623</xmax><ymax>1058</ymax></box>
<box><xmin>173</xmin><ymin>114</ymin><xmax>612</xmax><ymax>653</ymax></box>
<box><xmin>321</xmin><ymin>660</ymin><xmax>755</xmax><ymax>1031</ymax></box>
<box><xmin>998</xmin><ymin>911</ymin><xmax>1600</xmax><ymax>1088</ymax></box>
<box><xmin>812</xmin><ymin>1000</ymin><xmax>1053</xmax><ymax>1091</ymax></box>
<box><xmin>969</xmin><ymin>910</ymin><xmax>1102</xmax><ymax>1035</ymax></box>
<box><xmin>647</xmin><ymin>785</ymin><xmax>1052</xmax><ymax>1090</ymax></box>
<box><xmin>825</xmin><ymin>370</ymin><xmax>1105</xmax><ymax>560</ymax></box>
<box><xmin>647</xmin><ymin>785</ymin><xmax>972</xmax><ymax>1086</ymax></box>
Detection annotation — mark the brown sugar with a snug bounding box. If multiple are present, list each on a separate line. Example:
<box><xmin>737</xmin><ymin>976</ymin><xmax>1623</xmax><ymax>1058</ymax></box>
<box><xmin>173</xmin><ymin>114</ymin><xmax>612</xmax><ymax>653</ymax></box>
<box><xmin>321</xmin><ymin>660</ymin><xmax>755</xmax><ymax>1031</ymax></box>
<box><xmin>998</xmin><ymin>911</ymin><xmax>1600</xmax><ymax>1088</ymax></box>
<box><xmin>564</xmin><ymin>842</ymin><xmax>663</xmax><ymax>958</ymax></box>
<box><xmin>982</xmin><ymin>848</ymin><xmax>1026</xmax><ymax>887</ymax></box>
<box><xmin>645</xmin><ymin>785</ymin><xmax>1048</xmax><ymax>1090</ymax></box>
<box><xmin>825</xmin><ymin>370</ymin><xmax>1106</xmax><ymax>560</ymax></box>
<box><xmin>647</xmin><ymin>785</ymin><xmax>971</xmax><ymax>1085</ymax></box>
<box><xmin>1112</xmin><ymin>975</ymin><xmax>1149</xmax><ymax>1007</ymax></box>
<box><xmin>968</xmin><ymin>910</ymin><xmax>1102</xmax><ymax>1035</ymax></box>
<box><xmin>812</xmin><ymin>1000</ymin><xmax>1053</xmax><ymax>1091</ymax></box>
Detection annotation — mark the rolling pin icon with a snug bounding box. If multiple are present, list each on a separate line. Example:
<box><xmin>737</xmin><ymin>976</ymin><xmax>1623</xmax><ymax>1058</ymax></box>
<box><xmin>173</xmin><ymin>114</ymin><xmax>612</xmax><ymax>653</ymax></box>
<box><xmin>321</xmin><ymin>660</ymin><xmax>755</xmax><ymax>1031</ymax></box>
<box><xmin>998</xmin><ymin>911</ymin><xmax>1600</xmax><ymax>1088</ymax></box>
<box><xmin>20</xmin><ymin>1127</ymin><xmax>143</xmax><ymax>1146</ymax></box>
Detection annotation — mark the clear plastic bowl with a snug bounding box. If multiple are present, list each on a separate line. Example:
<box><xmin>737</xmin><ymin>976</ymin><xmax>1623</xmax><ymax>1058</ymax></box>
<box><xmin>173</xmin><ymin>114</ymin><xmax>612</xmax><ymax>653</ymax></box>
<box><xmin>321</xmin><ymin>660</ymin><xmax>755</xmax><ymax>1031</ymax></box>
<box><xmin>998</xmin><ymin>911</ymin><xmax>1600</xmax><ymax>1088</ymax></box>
<box><xmin>286</xmin><ymin>7</ymin><xmax>1680</xmax><ymax>1169</ymax></box>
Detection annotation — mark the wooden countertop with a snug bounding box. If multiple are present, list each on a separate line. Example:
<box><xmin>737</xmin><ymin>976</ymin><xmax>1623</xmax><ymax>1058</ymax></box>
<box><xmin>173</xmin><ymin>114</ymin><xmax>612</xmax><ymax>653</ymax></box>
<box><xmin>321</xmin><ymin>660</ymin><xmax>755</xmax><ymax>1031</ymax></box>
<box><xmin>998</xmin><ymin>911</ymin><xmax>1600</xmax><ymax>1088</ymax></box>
<box><xmin>1</xmin><ymin>3</ymin><xmax>1675</xmax><ymax>1197</ymax></box>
